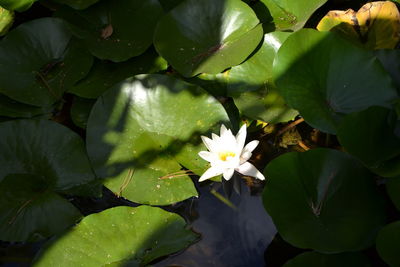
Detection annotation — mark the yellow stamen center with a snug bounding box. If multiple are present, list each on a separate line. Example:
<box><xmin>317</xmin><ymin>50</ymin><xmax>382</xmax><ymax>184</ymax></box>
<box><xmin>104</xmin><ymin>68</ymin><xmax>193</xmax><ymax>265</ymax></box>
<box><xmin>219</xmin><ymin>151</ymin><xmax>236</xmax><ymax>161</ymax></box>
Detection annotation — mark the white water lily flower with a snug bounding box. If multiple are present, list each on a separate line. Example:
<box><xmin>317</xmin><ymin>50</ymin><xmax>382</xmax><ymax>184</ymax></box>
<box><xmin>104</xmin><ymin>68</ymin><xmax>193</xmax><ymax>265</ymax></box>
<box><xmin>198</xmin><ymin>124</ymin><xmax>265</xmax><ymax>182</ymax></box>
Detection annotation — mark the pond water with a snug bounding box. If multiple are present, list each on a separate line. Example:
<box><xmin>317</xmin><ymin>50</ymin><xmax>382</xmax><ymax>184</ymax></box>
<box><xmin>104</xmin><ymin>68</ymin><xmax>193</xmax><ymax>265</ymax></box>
<box><xmin>155</xmin><ymin>182</ymin><xmax>277</xmax><ymax>267</ymax></box>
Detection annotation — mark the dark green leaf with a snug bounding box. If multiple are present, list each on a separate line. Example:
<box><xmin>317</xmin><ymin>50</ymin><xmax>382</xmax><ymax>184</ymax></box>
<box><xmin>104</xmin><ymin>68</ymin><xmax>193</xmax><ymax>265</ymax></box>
<box><xmin>86</xmin><ymin>74</ymin><xmax>229</xmax><ymax>205</ymax></box>
<box><xmin>33</xmin><ymin>206</ymin><xmax>199</xmax><ymax>266</ymax></box>
<box><xmin>376</xmin><ymin>221</ymin><xmax>400</xmax><ymax>267</ymax></box>
<box><xmin>283</xmin><ymin>251</ymin><xmax>371</xmax><ymax>267</ymax></box>
<box><xmin>0</xmin><ymin>93</ymin><xmax>52</xmax><ymax>118</ymax></box>
<box><xmin>52</xmin><ymin>0</ymin><xmax>100</xmax><ymax>9</ymax></box>
<box><xmin>154</xmin><ymin>0</ymin><xmax>263</xmax><ymax>77</ymax></box>
<box><xmin>0</xmin><ymin>174</ymin><xmax>81</xmax><ymax>242</ymax></box>
<box><xmin>228</xmin><ymin>32</ymin><xmax>298</xmax><ymax>123</ymax></box>
<box><xmin>263</xmin><ymin>148</ymin><xmax>386</xmax><ymax>253</ymax></box>
<box><xmin>337</xmin><ymin>106</ymin><xmax>400</xmax><ymax>177</ymax></box>
<box><xmin>386</xmin><ymin>177</ymin><xmax>400</xmax><ymax>211</ymax></box>
<box><xmin>68</xmin><ymin>47</ymin><xmax>167</xmax><ymax>99</ymax></box>
<box><xmin>70</xmin><ymin>96</ymin><xmax>95</xmax><ymax>129</ymax></box>
<box><xmin>0</xmin><ymin>119</ymin><xmax>96</xmax><ymax>190</ymax></box>
<box><xmin>56</xmin><ymin>0</ymin><xmax>164</xmax><ymax>62</ymax></box>
<box><xmin>273</xmin><ymin>29</ymin><xmax>398</xmax><ymax>133</ymax></box>
<box><xmin>0</xmin><ymin>18</ymin><xmax>93</xmax><ymax>107</ymax></box>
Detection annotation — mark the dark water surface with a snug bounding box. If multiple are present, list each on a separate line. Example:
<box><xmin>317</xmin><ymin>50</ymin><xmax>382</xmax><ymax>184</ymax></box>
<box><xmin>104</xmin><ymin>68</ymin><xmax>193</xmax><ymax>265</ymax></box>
<box><xmin>155</xmin><ymin>182</ymin><xmax>277</xmax><ymax>267</ymax></box>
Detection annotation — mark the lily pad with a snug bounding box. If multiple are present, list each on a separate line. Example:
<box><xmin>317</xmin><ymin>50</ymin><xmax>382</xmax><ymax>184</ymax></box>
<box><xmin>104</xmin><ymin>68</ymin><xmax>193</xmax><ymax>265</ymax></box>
<box><xmin>228</xmin><ymin>32</ymin><xmax>298</xmax><ymax>123</ymax></box>
<box><xmin>86</xmin><ymin>74</ymin><xmax>229</xmax><ymax>205</ymax></box>
<box><xmin>52</xmin><ymin>0</ymin><xmax>100</xmax><ymax>9</ymax></box>
<box><xmin>254</xmin><ymin>0</ymin><xmax>328</xmax><ymax>31</ymax></box>
<box><xmin>0</xmin><ymin>0</ymin><xmax>36</xmax><ymax>11</ymax></box>
<box><xmin>0</xmin><ymin>18</ymin><xmax>93</xmax><ymax>107</ymax></box>
<box><xmin>283</xmin><ymin>251</ymin><xmax>371</xmax><ymax>267</ymax></box>
<box><xmin>386</xmin><ymin>177</ymin><xmax>400</xmax><ymax>211</ymax></box>
<box><xmin>273</xmin><ymin>29</ymin><xmax>398</xmax><ymax>133</ymax></box>
<box><xmin>68</xmin><ymin>47</ymin><xmax>167</xmax><ymax>99</ymax></box>
<box><xmin>56</xmin><ymin>0</ymin><xmax>164</xmax><ymax>62</ymax></box>
<box><xmin>0</xmin><ymin>93</ymin><xmax>52</xmax><ymax>118</ymax></box>
<box><xmin>375</xmin><ymin>49</ymin><xmax>400</xmax><ymax>88</ymax></box>
<box><xmin>70</xmin><ymin>96</ymin><xmax>95</xmax><ymax>129</ymax></box>
<box><xmin>337</xmin><ymin>106</ymin><xmax>400</xmax><ymax>177</ymax></box>
<box><xmin>0</xmin><ymin>6</ymin><xmax>13</xmax><ymax>36</ymax></box>
<box><xmin>0</xmin><ymin>174</ymin><xmax>82</xmax><ymax>242</ymax></box>
<box><xmin>0</xmin><ymin>119</ymin><xmax>96</xmax><ymax>189</ymax></box>
<box><xmin>263</xmin><ymin>148</ymin><xmax>386</xmax><ymax>253</ymax></box>
<box><xmin>317</xmin><ymin>1</ymin><xmax>400</xmax><ymax>49</ymax></box>
<box><xmin>376</xmin><ymin>221</ymin><xmax>400</xmax><ymax>267</ymax></box>
<box><xmin>154</xmin><ymin>0</ymin><xmax>263</xmax><ymax>77</ymax></box>
<box><xmin>33</xmin><ymin>206</ymin><xmax>199</xmax><ymax>266</ymax></box>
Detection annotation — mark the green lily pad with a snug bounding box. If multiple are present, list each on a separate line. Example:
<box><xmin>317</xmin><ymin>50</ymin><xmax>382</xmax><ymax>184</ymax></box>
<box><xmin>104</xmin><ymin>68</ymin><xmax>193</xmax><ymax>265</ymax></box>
<box><xmin>228</xmin><ymin>32</ymin><xmax>298</xmax><ymax>123</ymax></box>
<box><xmin>273</xmin><ymin>29</ymin><xmax>398</xmax><ymax>134</ymax></box>
<box><xmin>33</xmin><ymin>206</ymin><xmax>199</xmax><ymax>266</ymax></box>
<box><xmin>283</xmin><ymin>251</ymin><xmax>371</xmax><ymax>267</ymax></box>
<box><xmin>86</xmin><ymin>74</ymin><xmax>229</xmax><ymax>205</ymax></box>
<box><xmin>263</xmin><ymin>148</ymin><xmax>386</xmax><ymax>253</ymax></box>
<box><xmin>0</xmin><ymin>6</ymin><xmax>13</xmax><ymax>36</ymax></box>
<box><xmin>0</xmin><ymin>119</ymin><xmax>96</xmax><ymax>189</ymax></box>
<box><xmin>0</xmin><ymin>93</ymin><xmax>52</xmax><ymax>118</ymax></box>
<box><xmin>376</xmin><ymin>221</ymin><xmax>400</xmax><ymax>267</ymax></box>
<box><xmin>376</xmin><ymin>49</ymin><xmax>400</xmax><ymax>88</ymax></box>
<box><xmin>337</xmin><ymin>106</ymin><xmax>400</xmax><ymax>177</ymax></box>
<box><xmin>254</xmin><ymin>0</ymin><xmax>328</xmax><ymax>31</ymax></box>
<box><xmin>68</xmin><ymin>47</ymin><xmax>167</xmax><ymax>99</ymax></box>
<box><xmin>56</xmin><ymin>0</ymin><xmax>164</xmax><ymax>62</ymax></box>
<box><xmin>0</xmin><ymin>0</ymin><xmax>36</xmax><ymax>11</ymax></box>
<box><xmin>386</xmin><ymin>177</ymin><xmax>400</xmax><ymax>211</ymax></box>
<box><xmin>158</xmin><ymin>0</ymin><xmax>184</xmax><ymax>11</ymax></box>
<box><xmin>0</xmin><ymin>18</ymin><xmax>93</xmax><ymax>107</ymax></box>
<box><xmin>52</xmin><ymin>0</ymin><xmax>100</xmax><ymax>9</ymax></box>
<box><xmin>70</xmin><ymin>96</ymin><xmax>95</xmax><ymax>129</ymax></box>
<box><xmin>154</xmin><ymin>0</ymin><xmax>263</xmax><ymax>77</ymax></box>
<box><xmin>0</xmin><ymin>174</ymin><xmax>82</xmax><ymax>242</ymax></box>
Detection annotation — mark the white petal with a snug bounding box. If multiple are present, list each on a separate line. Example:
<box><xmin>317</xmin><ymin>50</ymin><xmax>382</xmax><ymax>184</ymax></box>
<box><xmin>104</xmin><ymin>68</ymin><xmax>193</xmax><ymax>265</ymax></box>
<box><xmin>240</xmin><ymin>151</ymin><xmax>252</xmax><ymax>164</ymax></box>
<box><xmin>223</xmin><ymin>168</ymin><xmax>235</xmax><ymax>180</ymax></box>
<box><xmin>236</xmin><ymin>162</ymin><xmax>265</xmax><ymax>180</ymax></box>
<box><xmin>220</xmin><ymin>124</ymin><xmax>228</xmax><ymax>136</ymax></box>
<box><xmin>236</xmin><ymin>124</ymin><xmax>247</xmax><ymax>150</ymax></box>
<box><xmin>198</xmin><ymin>151</ymin><xmax>213</xmax><ymax>162</ymax></box>
<box><xmin>198</xmin><ymin>166</ymin><xmax>224</xmax><ymax>182</ymax></box>
<box><xmin>201</xmin><ymin>136</ymin><xmax>215</xmax><ymax>152</ymax></box>
<box><xmin>211</xmin><ymin>133</ymin><xmax>220</xmax><ymax>141</ymax></box>
<box><xmin>243</xmin><ymin>140</ymin><xmax>259</xmax><ymax>154</ymax></box>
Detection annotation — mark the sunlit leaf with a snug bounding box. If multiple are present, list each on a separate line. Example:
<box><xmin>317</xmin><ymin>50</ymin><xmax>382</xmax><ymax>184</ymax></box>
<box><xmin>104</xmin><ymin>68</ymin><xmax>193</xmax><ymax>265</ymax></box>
<box><xmin>254</xmin><ymin>0</ymin><xmax>328</xmax><ymax>31</ymax></box>
<box><xmin>33</xmin><ymin>206</ymin><xmax>199</xmax><ymax>266</ymax></box>
<box><xmin>0</xmin><ymin>6</ymin><xmax>13</xmax><ymax>36</ymax></box>
<box><xmin>56</xmin><ymin>0</ymin><xmax>164</xmax><ymax>62</ymax></box>
<box><xmin>317</xmin><ymin>1</ymin><xmax>400</xmax><ymax>49</ymax></box>
<box><xmin>263</xmin><ymin>148</ymin><xmax>386</xmax><ymax>253</ymax></box>
<box><xmin>86</xmin><ymin>74</ymin><xmax>230</xmax><ymax>205</ymax></box>
<box><xmin>154</xmin><ymin>0</ymin><xmax>263</xmax><ymax>77</ymax></box>
<box><xmin>0</xmin><ymin>0</ymin><xmax>36</xmax><ymax>11</ymax></box>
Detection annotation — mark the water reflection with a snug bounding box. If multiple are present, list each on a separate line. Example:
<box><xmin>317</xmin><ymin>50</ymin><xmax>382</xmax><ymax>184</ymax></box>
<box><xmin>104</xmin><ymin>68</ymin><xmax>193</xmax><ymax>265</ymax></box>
<box><xmin>156</xmin><ymin>182</ymin><xmax>277</xmax><ymax>267</ymax></box>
